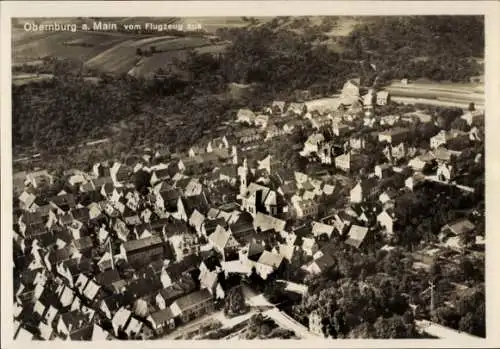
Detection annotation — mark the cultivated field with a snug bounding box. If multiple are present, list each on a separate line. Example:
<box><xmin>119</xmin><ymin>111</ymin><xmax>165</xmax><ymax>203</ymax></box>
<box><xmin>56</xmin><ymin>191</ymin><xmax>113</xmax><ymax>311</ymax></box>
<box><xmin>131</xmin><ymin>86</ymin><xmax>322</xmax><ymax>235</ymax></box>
<box><xmin>85</xmin><ymin>36</ymin><xmax>213</xmax><ymax>75</ymax></box>
<box><xmin>12</xmin><ymin>29</ymin><xmax>134</xmax><ymax>63</ymax></box>
<box><xmin>387</xmin><ymin>80</ymin><xmax>485</xmax><ymax>108</ymax></box>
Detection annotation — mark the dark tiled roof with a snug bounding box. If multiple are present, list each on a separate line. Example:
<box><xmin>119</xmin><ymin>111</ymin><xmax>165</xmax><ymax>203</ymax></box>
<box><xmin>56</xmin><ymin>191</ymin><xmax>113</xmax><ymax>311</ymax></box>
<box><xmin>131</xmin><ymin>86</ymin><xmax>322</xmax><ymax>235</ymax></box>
<box><xmin>163</xmin><ymin>220</ymin><xmax>190</xmax><ymax>238</ymax></box>
<box><xmin>201</xmin><ymin>255</ymin><xmax>221</xmax><ymax>272</ymax></box>
<box><xmin>150</xmin><ymin>308</ymin><xmax>175</xmax><ymax>325</ymax></box>
<box><xmin>314</xmin><ymin>253</ymin><xmax>336</xmax><ymax>271</ymax></box>
<box><xmin>48</xmin><ymin>194</ymin><xmax>76</xmax><ymax>209</ymax></box>
<box><xmin>95</xmin><ymin>269</ymin><xmax>122</xmax><ymax>286</ymax></box>
<box><xmin>74</xmin><ymin>236</ymin><xmax>93</xmax><ymax>251</ymax></box>
<box><xmin>181</xmin><ymin>194</ymin><xmax>210</xmax><ymax>216</ymax></box>
<box><xmin>124</xmin><ymin>236</ymin><xmax>164</xmax><ymax>253</ymax></box>
<box><xmin>126</xmin><ymin>277</ymin><xmax>163</xmax><ymax>299</ymax></box>
<box><xmin>205</xmin><ymin>217</ymin><xmax>227</xmax><ymax>235</ymax></box>
<box><xmin>22</xmin><ymin>211</ymin><xmax>44</xmax><ymax>226</ymax></box>
<box><xmin>71</xmin><ymin>207</ymin><xmax>90</xmax><ymax>222</ymax></box>
<box><xmin>50</xmin><ymin>245</ymin><xmax>75</xmax><ymax>264</ymax></box>
<box><xmin>218</xmin><ymin>165</ymin><xmax>238</xmax><ymax>178</ymax></box>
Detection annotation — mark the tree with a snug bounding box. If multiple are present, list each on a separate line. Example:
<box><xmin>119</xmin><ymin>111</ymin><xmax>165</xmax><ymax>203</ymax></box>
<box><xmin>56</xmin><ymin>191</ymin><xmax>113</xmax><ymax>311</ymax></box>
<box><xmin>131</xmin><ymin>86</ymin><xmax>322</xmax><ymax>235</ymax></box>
<box><xmin>134</xmin><ymin>169</ymin><xmax>151</xmax><ymax>195</ymax></box>
<box><xmin>374</xmin><ymin>315</ymin><xmax>414</xmax><ymax>338</ymax></box>
<box><xmin>450</xmin><ymin>117</ymin><xmax>470</xmax><ymax>132</ymax></box>
<box><xmin>224</xmin><ymin>286</ymin><xmax>248</xmax><ymax>317</ymax></box>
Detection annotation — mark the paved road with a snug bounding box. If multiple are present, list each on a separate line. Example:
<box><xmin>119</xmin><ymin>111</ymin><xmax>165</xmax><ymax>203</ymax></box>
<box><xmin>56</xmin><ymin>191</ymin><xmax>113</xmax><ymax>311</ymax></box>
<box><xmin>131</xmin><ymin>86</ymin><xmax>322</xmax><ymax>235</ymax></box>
<box><xmin>262</xmin><ymin>308</ymin><xmax>321</xmax><ymax>339</ymax></box>
<box><xmin>241</xmin><ymin>284</ymin><xmax>321</xmax><ymax>339</ymax></box>
<box><xmin>415</xmin><ymin>320</ymin><xmax>482</xmax><ymax>341</ymax></box>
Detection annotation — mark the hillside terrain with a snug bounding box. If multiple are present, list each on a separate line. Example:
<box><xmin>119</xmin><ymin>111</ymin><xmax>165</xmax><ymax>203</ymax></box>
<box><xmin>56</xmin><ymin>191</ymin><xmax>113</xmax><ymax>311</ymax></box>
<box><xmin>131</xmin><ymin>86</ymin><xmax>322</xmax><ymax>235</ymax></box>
<box><xmin>12</xmin><ymin>16</ymin><xmax>484</xmax><ymax>167</ymax></box>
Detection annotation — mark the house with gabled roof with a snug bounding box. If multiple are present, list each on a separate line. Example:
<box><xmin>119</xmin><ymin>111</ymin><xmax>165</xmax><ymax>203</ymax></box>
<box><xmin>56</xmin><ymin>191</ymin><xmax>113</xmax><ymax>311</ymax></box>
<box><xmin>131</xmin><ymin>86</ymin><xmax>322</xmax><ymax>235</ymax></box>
<box><xmin>111</xmin><ymin>307</ymin><xmax>132</xmax><ymax>336</ymax></box>
<box><xmin>350</xmin><ymin>177</ymin><xmax>380</xmax><ymax>204</ymax></box>
<box><xmin>208</xmin><ymin>225</ymin><xmax>240</xmax><ymax>260</ymax></box>
<box><xmin>430</xmin><ymin>129</ymin><xmax>470</xmax><ymax>149</ymax></box>
<box><xmin>253</xmin><ymin>251</ymin><xmax>284</xmax><ymax>280</ymax></box>
<box><xmin>378</xmin><ymin>127</ymin><xmax>410</xmax><ymax>145</ymax></box>
<box><xmin>440</xmin><ymin>218</ymin><xmax>476</xmax><ymax>241</ymax></box>
<box><xmin>253</xmin><ymin>212</ymin><xmax>286</xmax><ymax>233</ymax></box>
<box><xmin>123</xmin><ymin>235</ymin><xmax>165</xmax><ymax>266</ymax></box>
<box><xmin>188</xmin><ymin>209</ymin><xmax>206</xmax><ymax>237</ymax></box>
<box><xmin>268</xmin><ymin>100</ymin><xmax>286</xmax><ymax>115</ymax></box>
<box><xmin>345</xmin><ymin>225</ymin><xmax>370</xmax><ymax>249</ymax></box>
<box><xmin>25</xmin><ymin>170</ymin><xmax>54</xmax><ymax>189</ymax></box>
<box><xmin>311</xmin><ymin>221</ymin><xmax>335</xmax><ymax>239</ymax></box>
<box><xmin>169</xmin><ymin>289</ymin><xmax>214</xmax><ymax>324</ymax></box>
<box><xmin>155</xmin><ymin>187</ymin><xmax>182</xmax><ymax>212</ymax></box>
<box><xmin>377</xmin><ymin>209</ymin><xmax>396</xmax><ymax>237</ymax></box>
<box><xmin>56</xmin><ymin>309</ymin><xmax>94</xmax><ymax>340</ymax></box>
<box><xmin>168</xmin><ymin>228</ymin><xmax>199</xmax><ymax>263</ymax></box>
<box><xmin>236</xmin><ymin>108</ymin><xmax>256</xmax><ymax>124</ymax></box>
<box><xmin>301</xmin><ymin>252</ymin><xmax>335</xmax><ymax>275</ymax></box>
<box><xmin>148</xmin><ymin>307</ymin><xmax>176</xmax><ymax>335</ymax></box>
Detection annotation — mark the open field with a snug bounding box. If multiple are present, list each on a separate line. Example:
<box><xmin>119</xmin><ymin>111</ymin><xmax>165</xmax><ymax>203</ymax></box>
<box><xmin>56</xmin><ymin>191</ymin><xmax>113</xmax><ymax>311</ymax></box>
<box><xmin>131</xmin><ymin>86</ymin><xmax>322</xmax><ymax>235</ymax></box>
<box><xmin>12</xmin><ymin>16</ymin><xmax>363</xmax><ymax>78</ymax></box>
<box><xmin>86</xmin><ymin>36</ymin><xmax>213</xmax><ymax>75</ymax></box>
<box><xmin>12</xmin><ymin>30</ymin><xmax>134</xmax><ymax>63</ymax></box>
<box><xmin>12</xmin><ymin>73</ymin><xmax>55</xmax><ymax>86</ymax></box>
<box><xmin>387</xmin><ymin>80</ymin><xmax>485</xmax><ymax>108</ymax></box>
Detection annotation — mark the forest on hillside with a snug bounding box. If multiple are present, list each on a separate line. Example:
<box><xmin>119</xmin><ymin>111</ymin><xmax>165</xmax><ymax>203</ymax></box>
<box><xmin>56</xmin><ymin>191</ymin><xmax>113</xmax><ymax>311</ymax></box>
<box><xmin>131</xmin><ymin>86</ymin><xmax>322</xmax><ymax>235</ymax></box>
<box><xmin>341</xmin><ymin>16</ymin><xmax>484</xmax><ymax>84</ymax></box>
<box><xmin>12</xmin><ymin>16</ymin><xmax>484</xmax><ymax>162</ymax></box>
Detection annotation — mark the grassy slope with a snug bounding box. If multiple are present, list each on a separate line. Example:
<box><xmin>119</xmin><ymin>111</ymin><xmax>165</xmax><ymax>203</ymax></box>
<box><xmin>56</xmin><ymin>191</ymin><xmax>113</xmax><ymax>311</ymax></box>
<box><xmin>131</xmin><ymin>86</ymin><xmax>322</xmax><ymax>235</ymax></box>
<box><xmin>12</xmin><ymin>16</ymin><xmax>359</xmax><ymax>76</ymax></box>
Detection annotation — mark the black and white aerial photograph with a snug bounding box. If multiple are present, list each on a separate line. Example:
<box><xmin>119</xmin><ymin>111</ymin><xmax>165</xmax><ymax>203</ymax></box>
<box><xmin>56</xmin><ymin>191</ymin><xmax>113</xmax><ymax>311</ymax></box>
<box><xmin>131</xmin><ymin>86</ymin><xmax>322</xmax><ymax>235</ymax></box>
<box><xmin>4</xmin><ymin>3</ymin><xmax>495</xmax><ymax>345</ymax></box>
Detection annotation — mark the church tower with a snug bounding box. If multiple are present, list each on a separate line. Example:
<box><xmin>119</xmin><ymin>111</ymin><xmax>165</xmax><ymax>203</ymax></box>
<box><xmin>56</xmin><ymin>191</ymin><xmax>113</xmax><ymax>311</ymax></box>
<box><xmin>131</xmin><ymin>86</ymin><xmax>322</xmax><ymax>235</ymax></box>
<box><xmin>238</xmin><ymin>158</ymin><xmax>249</xmax><ymax>197</ymax></box>
<box><xmin>231</xmin><ymin>146</ymin><xmax>238</xmax><ymax>165</ymax></box>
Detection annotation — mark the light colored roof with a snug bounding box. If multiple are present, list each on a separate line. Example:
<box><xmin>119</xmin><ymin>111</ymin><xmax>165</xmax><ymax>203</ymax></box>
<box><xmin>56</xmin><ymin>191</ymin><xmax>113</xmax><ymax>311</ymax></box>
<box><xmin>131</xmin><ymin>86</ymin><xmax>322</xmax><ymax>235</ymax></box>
<box><xmin>16</xmin><ymin>327</ymin><xmax>34</xmax><ymax>340</ymax></box>
<box><xmin>38</xmin><ymin>321</ymin><xmax>53</xmax><ymax>339</ymax></box>
<box><xmin>125</xmin><ymin>316</ymin><xmax>143</xmax><ymax>337</ymax></box>
<box><xmin>302</xmin><ymin>238</ymin><xmax>316</xmax><ymax>250</ymax></box>
<box><xmin>346</xmin><ymin>225</ymin><xmax>369</xmax><ymax>248</ymax></box>
<box><xmin>443</xmin><ymin>219</ymin><xmax>476</xmax><ymax>235</ymax></box>
<box><xmin>257</xmin><ymin>251</ymin><xmax>284</xmax><ymax>268</ymax></box>
<box><xmin>245</xmin><ymin>183</ymin><xmax>271</xmax><ymax>200</ymax></box>
<box><xmin>322</xmin><ymin>184</ymin><xmax>335</xmax><ymax>195</ymax></box>
<box><xmin>304</xmin><ymin>97</ymin><xmax>342</xmax><ymax>114</ymax></box>
<box><xmin>112</xmin><ymin>307</ymin><xmax>132</xmax><ymax>330</ymax></box>
<box><xmin>207</xmin><ymin>208</ymin><xmax>221</xmax><ymax>219</ymax></box>
<box><xmin>280</xmin><ymin>280</ymin><xmax>308</xmax><ymax>295</ymax></box>
<box><xmin>253</xmin><ymin>212</ymin><xmax>286</xmax><ymax>232</ymax></box>
<box><xmin>200</xmin><ymin>270</ymin><xmax>218</xmax><ymax>289</ymax></box>
<box><xmin>92</xmin><ymin>323</ymin><xmax>110</xmax><ymax>340</ymax></box>
<box><xmin>306</xmin><ymin>133</ymin><xmax>325</xmax><ymax>145</ymax></box>
<box><xmin>83</xmin><ymin>280</ymin><xmax>101</xmax><ymax>301</ymax></box>
<box><xmin>277</xmin><ymin>244</ymin><xmax>295</xmax><ymax>261</ymax></box>
<box><xmin>189</xmin><ymin>209</ymin><xmax>205</xmax><ymax>230</ymax></box>
<box><xmin>311</xmin><ymin>222</ymin><xmax>335</xmax><ymax>238</ymax></box>
<box><xmin>237</xmin><ymin>108</ymin><xmax>256</xmax><ymax>120</ymax></box>
<box><xmin>221</xmin><ymin>260</ymin><xmax>252</xmax><ymax>275</ymax></box>
<box><xmin>376</xmin><ymin>91</ymin><xmax>389</xmax><ymax>99</ymax></box>
<box><xmin>271</xmin><ymin>101</ymin><xmax>286</xmax><ymax>110</ymax></box>
<box><xmin>209</xmin><ymin>225</ymin><xmax>238</xmax><ymax>251</ymax></box>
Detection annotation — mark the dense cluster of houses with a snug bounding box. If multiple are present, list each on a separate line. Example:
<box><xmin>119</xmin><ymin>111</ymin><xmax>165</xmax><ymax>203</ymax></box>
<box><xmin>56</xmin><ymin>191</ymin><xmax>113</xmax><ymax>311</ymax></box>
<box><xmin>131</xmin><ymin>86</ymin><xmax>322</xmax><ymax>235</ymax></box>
<box><xmin>12</xmin><ymin>78</ymin><xmax>485</xmax><ymax>341</ymax></box>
